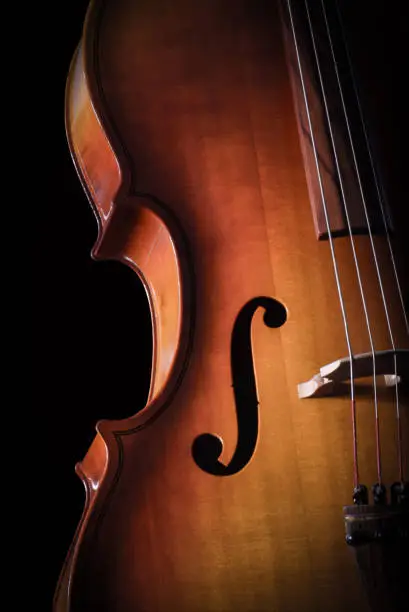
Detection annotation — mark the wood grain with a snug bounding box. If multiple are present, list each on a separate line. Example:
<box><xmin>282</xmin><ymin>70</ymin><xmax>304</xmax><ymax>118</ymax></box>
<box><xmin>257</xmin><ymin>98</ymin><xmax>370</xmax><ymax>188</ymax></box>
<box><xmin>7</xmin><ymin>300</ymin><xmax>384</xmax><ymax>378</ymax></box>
<box><xmin>55</xmin><ymin>1</ymin><xmax>408</xmax><ymax>611</ymax></box>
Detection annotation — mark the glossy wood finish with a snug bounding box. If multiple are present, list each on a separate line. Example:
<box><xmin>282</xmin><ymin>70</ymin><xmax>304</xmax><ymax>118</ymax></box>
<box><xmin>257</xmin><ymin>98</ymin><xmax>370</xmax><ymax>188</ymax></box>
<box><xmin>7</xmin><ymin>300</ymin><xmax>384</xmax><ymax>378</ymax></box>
<box><xmin>56</xmin><ymin>1</ymin><xmax>408</xmax><ymax>610</ymax></box>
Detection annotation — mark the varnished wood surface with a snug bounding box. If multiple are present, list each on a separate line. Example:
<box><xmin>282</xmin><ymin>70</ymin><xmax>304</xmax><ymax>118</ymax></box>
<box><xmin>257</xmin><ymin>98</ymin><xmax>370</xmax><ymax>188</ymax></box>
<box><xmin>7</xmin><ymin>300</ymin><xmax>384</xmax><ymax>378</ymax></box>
<box><xmin>50</xmin><ymin>1</ymin><xmax>408</xmax><ymax>611</ymax></box>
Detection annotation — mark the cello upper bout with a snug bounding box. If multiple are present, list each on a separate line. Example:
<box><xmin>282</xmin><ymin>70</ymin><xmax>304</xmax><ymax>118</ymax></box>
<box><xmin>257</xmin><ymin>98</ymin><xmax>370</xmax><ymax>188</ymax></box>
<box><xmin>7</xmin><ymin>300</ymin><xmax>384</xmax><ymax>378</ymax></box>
<box><xmin>65</xmin><ymin>42</ymin><xmax>120</xmax><ymax>234</ymax></box>
<box><xmin>65</xmin><ymin>34</ymin><xmax>191</xmax><ymax>411</ymax></box>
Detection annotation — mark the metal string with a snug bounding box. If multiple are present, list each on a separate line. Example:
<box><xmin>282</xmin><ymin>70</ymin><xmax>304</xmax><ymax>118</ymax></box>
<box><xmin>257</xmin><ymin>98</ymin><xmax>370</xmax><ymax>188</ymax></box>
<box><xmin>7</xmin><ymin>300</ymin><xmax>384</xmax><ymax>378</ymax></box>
<box><xmin>304</xmin><ymin>0</ymin><xmax>374</xmax><ymax>488</ymax></box>
<box><xmin>321</xmin><ymin>0</ymin><xmax>404</xmax><ymax>484</ymax></box>
<box><xmin>304</xmin><ymin>0</ymin><xmax>383</xmax><ymax>484</ymax></box>
<box><xmin>334</xmin><ymin>0</ymin><xmax>408</xmax><ymax>337</ymax></box>
<box><xmin>285</xmin><ymin>0</ymin><xmax>360</xmax><ymax>488</ymax></box>
<box><xmin>333</xmin><ymin>0</ymin><xmax>407</xmax><ymax>483</ymax></box>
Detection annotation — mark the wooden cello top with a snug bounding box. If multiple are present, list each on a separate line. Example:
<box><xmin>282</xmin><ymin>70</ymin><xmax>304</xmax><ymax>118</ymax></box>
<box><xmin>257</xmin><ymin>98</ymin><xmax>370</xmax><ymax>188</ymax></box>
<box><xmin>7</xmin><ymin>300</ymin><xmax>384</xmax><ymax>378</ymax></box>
<box><xmin>51</xmin><ymin>2</ymin><xmax>408</xmax><ymax>611</ymax></box>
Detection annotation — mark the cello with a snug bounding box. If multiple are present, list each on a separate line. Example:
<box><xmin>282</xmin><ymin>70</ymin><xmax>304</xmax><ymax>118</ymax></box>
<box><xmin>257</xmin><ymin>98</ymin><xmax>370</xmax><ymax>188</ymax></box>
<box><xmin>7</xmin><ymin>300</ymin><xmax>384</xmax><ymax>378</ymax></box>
<box><xmin>55</xmin><ymin>1</ymin><xmax>408</xmax><ymax>610</ymax></box>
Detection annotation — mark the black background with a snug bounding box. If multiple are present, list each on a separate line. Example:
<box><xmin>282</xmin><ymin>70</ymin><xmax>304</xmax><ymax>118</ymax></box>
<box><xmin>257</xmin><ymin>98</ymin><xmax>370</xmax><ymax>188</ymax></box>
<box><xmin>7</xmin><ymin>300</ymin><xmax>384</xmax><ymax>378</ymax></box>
<box><xmin>32</xmin><ymin>1</ymin><xmax>152</xmax><ymax>605</ymax></box>
<box><xmin>32</xmin><ymin>1</ymin><xmax>408</xmax><ymax>609</ymax></box>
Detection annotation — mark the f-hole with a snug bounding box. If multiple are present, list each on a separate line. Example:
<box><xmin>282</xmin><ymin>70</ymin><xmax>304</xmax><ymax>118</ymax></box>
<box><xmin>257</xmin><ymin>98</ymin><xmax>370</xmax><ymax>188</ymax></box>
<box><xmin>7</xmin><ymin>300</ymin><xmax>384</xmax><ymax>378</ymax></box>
<box><xmin>192</xmin><ymin>296</ymin><xmax>287</xmax><ymax>476</ymax></box>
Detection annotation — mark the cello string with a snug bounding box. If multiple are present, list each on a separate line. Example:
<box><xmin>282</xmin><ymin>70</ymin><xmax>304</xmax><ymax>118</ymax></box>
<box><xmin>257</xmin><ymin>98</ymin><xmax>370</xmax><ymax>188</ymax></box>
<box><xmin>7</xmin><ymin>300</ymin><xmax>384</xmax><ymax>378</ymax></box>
<box><xmin>394</xmin><ymin>352</ymin><xmax>404</xmax><ymax>482</ymax></box>
<box><xmin>304</xmin><ymin>0</ymin><xmax>383</xmax><ymax>485</ymax></box>
<box><xmin>321</xmin><ymin>0</ymin><xmax>403</xmax><ymax>484</ymax></box>
<box><xmin>334</xmin><ymin>0</ymin><xmax>408</xmax><ymax>336</ymax></box>
<box><xmin>333</xmin><ymin>0</ymin><xmax>406</xmax><ymax>483</ymax></box>
<box><xmin>285</xmin><ymin>0</ymin><xmax>360</xmax><ymax>489</ymax></box>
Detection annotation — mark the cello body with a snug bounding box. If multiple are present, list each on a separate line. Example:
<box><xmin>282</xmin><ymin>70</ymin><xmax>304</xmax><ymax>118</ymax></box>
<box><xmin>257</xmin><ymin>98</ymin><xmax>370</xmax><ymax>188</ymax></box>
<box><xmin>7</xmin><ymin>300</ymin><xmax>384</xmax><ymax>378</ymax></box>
<box><xmin>56</xmin><ymin>1</ymin><xmax>408</xmax><ymax>610</ymax></box>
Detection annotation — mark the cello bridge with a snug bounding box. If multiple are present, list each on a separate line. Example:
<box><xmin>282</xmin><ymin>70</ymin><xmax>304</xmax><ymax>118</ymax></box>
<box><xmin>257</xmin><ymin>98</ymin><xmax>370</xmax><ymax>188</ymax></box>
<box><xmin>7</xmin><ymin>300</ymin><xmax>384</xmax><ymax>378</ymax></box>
<box><xmin>298</xmin><ymin>349</ymin><xmax>409</xmax><ymax>399</ymax></box>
